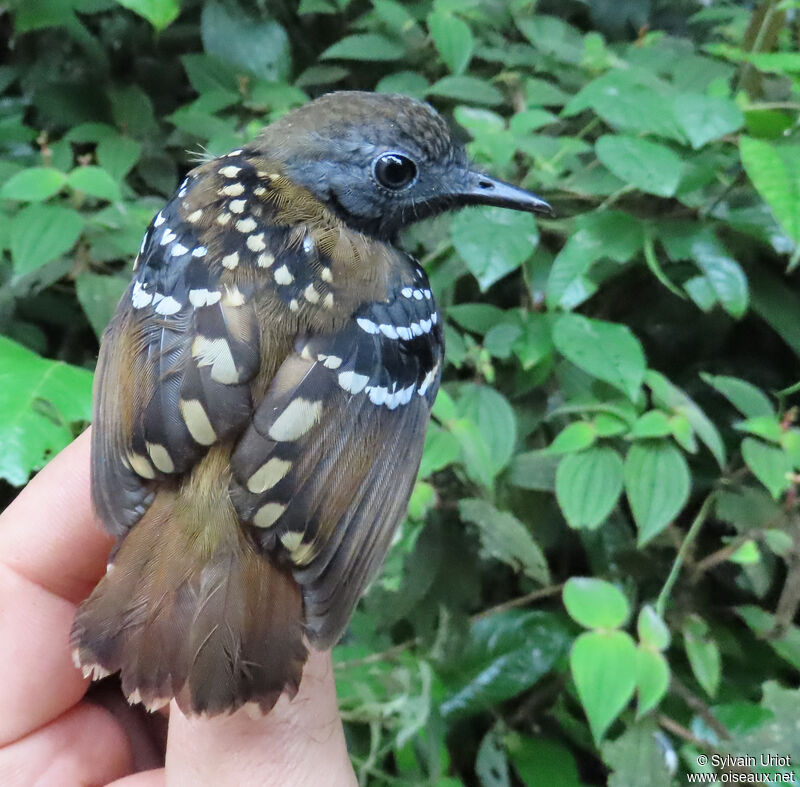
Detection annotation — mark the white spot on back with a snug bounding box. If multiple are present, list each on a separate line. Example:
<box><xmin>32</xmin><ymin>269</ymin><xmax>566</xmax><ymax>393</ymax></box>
<box><xmin>171</xmin><ymin>243</ymin><xmax>189</xmax><ymax>257</ymax></box>
<box><xmin>192</xmin><ymin>336</ymin><xmax>239</xmax><ymax>383</ymax></box>
<box><xmin>379</xmin><ymin>324</ymin><xmax>399</xmax><ymax>339</ymax></box>
<box><xmin>188</xmin><ymin>288</ymin><xmax>221</xmax><ymax>308</ymax></box>
<box><xmin>153</xmin><ymin>211</ymin><xmax>165</xmax><ymax>227</ymax></box>
<box><xmin>247</xmin><ymin>233</ymin><xmax>266</xmax><ymax>252</ymax></box>
<box><xmin>192</xmin><ymin>246</ymin><xmax>207</xmax><ymax>257</ymax></box>
<box><xmin>254</xmin><ymin>502</ymin><xmax>286</xmax><ymax>529</ymax></box>
<box><xmin>236</xmin><ymin>217</ymin><xmax>257</xmax><ymax>233</ymax></box>
<box><xmin>222</xmin><ymin>251</ymin><xmax>240</xmax><ymax>269</ymax></box>
<box><xmin>357</xmin><ymin>317</ymin><xmax>380</xmax><ymax>335</ymax></box>
<box><xmin>179</xmin><ymin>399</ymin><xmax>217</xmax><ymax>445</ymax></box>
<box><xmin>268</xmin><ymin>398</ymin><xmax>322</xmax><ymax>441</ymax></box>
<box><xmin>221</xmin><ymin>183</ymin><xmax>244</xmax><ymax>197</ymax></box>
<box><xmin>257</xmin><ymin>251</ymin><xmax>275</xmax><ymax>268</ymax></box>
<box><xmin>247</xmin><ymin>458</ymin><xmax>292</xmax><ymax>494</ymax></box>
<box><xmin>274</xmin><ymin>265</ymin><xmax>293</xmax><ymax>285</ymax></box>
<box><xmin>338</xmin><ymin>370</ymin><xmax>369</xmax><ymax>395</ymax></box>
<box><xmin>187</xmin><ymin>209</ymin><xmax>203</xmax><ymax>223</ymax></box>
<box><xmin>131</xmin><ymin>281</ymin><xmax>153</xmax><ymax>309</ymax></box>
<box><xmin>154</xmin><ymin>296</ymin><xmax>182</xmax><ymax>315</ymax></box>
<box><xmin>219</xmin><ymin>165</ymin><xmax>241</xmax><ymax>178</ymax></box>
<box><xmin>160</xmin><ymin>228</ymin><xmax>176</xmax><ymax>245</ymax></box>
<box><xmin>229</xmin><ymin>198</ymin><xmax>246</xmax><ymax>214</ymax></box>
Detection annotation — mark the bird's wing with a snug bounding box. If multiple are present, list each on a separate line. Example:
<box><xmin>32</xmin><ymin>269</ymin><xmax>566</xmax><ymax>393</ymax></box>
<box><xmin>230</xmin><ymin>276</ymin><xmax>443</xmax><ymax>647</ymax></box>
<box><xmin>91</xmin><ymin>188</ymin><xmax>262</xmax><ymax>537</ymax></box>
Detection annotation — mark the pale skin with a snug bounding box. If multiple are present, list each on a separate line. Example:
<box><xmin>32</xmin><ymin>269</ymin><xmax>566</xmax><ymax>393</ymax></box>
<box><xmin>0</xmin><ymin>430</ymin><xmax>357</xmax><ymax>786</ymax></box>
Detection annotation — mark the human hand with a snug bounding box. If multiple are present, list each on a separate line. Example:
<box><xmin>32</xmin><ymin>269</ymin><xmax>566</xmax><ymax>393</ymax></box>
<box><xmin>0</xmin><ymin>430</ymin><xmax>357</xmax><ymax>786</ymax></box>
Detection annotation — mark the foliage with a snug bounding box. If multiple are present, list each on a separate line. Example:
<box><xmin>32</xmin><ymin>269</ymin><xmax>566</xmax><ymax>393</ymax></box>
<box><xmin>2</xmin><ymin>0</ymin><xmax>800</xmax><ymax>783</ymax></box>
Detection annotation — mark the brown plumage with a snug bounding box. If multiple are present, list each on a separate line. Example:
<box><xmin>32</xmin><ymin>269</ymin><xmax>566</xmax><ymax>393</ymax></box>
<box><xmin>71</xmin><ymin>91</ymin><xmax>552</xmax><ymax>716</ymax></box>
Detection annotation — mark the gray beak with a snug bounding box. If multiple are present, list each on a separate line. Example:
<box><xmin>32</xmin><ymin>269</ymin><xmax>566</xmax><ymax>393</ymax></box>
<box><xmin>455</xmin><ymin>171</ymin><xmax>554</xmax><ymax>216</ymax></box>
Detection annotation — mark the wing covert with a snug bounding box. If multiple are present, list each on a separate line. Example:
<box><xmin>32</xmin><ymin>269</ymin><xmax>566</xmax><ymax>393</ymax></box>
<box><xmin>230</xmin><ymin>271</ymin><xmax>443</xmax><ymax>646</ymax></box>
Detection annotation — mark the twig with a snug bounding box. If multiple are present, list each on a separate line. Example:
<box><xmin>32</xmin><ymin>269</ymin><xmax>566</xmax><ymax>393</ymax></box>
<box><xmin>670</xmin><ymin>675</ymin><xmax>731</xmax><ymax>742</ymax></box>
<box><xmin>656</xmin><ymin>494</ymin><xmax>716</xmax><ymax>617</ymax></box>
<box><xmin>657</xmin><ymin>713</ymin><xmax>710</xmax><ymax>749</ymax></box>
<box><xmin>335</xmin><ymin>584</ymin><xmax>564</xmax><ymax>670</ymax></box>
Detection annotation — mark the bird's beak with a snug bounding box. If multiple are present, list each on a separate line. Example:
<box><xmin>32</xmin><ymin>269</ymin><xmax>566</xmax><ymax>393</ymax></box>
<box><xmin>454</xmin><ymin>170</ymin><xmax>554</xmax><ymax>216</ymax></box>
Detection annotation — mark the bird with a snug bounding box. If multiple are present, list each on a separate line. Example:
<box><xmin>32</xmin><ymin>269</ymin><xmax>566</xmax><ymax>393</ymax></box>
<box><xmin>70</xmin><ymin>90</ymin><xmax>552</xmax><ymax>717</ymax></box>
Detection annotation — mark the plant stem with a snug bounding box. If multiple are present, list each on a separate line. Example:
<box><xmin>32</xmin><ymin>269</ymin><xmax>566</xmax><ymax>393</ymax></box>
<box><xmin>655</xmin><ymin>494</ymin><xmax>715</xmax><ymax>617</ymax></box>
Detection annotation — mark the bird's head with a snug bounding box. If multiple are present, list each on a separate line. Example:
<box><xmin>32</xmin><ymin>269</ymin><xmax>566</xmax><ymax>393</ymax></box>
<box><xmin>255</xmin><ymin>91</ymin><xmax>552</xmax><ymax>240</ymax></box>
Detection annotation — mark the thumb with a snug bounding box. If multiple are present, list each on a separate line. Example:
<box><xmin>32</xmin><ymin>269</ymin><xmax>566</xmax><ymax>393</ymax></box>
<box><xmin>164</xmin><ymin>649</ymin><xmax>355</xmax><ymax>786</ymax></box>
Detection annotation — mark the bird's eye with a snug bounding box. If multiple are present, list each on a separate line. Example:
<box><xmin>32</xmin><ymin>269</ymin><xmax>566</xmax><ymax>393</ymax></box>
<box><xmin>373</xmin><ymin>153</ymin><xmax>418</xmax><ymax>190</ymax></box>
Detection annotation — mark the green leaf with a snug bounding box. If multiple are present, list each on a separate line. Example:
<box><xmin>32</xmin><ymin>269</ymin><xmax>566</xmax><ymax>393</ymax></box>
<box><xmin>555</xmin><ymin>447</ymin><xmax>624</xmax><ymax>530</ymax></box>
<box><xmin>418</xmin><ymin>423</ymin><xmax>460</xmax><ymax>478</ymax></box>
<box><xmin>563</xmin><ymin>577</ymin><xmax>629</xmax><ymax>629</ymax></box>
<box><xmin>114</xmin><ymin>0</ymin><xmax>179</xmax><ymax>30</ymax></box>
<box><xmin>700</xmin><ymin>373</ymin><xmax>774</xmax><ymax>419</ymax></box>
<box><xmin>736</xmin><ymin>606</ymin><xmax>800</xmax><ymax>672</ymax></box>
<box><xmin>476</xmin><ymin>724</ymin><xmax>510</xmax><ymax>787</ymax></box>
<box><xmin>646</xmin><ymin>370</ymin><xmax>726</xmax><ymax>467</ymax></box>
<box><xmin>624</xmin><ymin>440</ymin><xmax>691</xmax><ymax>545</ymax></box>
<box><xmin>552</xmin><ymin>314</ymin><xmax>646</xmax><ymax>401</ymax></box>
<box><xmin>516</xmin><ymin>15</ymin><xmax>583</xmax><ymax>65</ymax></box>
<box><xmin>567</xmin><ymin>70</ymin><xmax>684</xmax><ymax>141</ymax></box>
<box><xmin>457</xmin><ymin>383</ymin><xmax>517</xmax><ymax>474</ymax></box>
<box><xmin>570</xmin><ymin>630</ymin><xmax>638</xmax><ymax>743</ymax></box>
<box><xmin>0</xmin><ymin>337</ymin><xmax>93</xmax><ymax>486</ymax></box>
<box><xmin>67</xmin><ymin>166</ymin><xmax>121</xmax><ymax>202</ymax></box>
<box><xmin>635</xmin><ymin>647</ymin><xmax>669</xmax><ymax>717</ymax></box>
<box><xmin>375</xmin><ymin>71</ymin><xmax>429</xmax><ymax>100</ymax></box>
<box><xmin>735</xmin><ymin>415</ymin><xmax>783</xmax><ymax>444</ymax></box>
<box><xmin>683</xmin><ymin>615</ymin><xmax>721</xmax><ymax>698</ymax></box>
<box><xmin>631</xmin><ymin>411</ymin><xmax>672</xmax><ymax>439</ymax></box>
<box><xmin>506</xmin><ymin>734</ymin><xmax>583</xmax><ymax>787</ymax></box>
<box><xmin>546</xmin><ymin>211</ymin><xmax>643</xmax><ymax>309</ymax></box>
<box><xmin>451</xmin><ymin>207</ymin><xmax>539</xmax><ymax>291</ymax></box>
<box><xmin>321</xmin><ymin>34</ymin><xmax>405</xmax><ymax>61</ymax></box>
<box><xmin>10</xmin><ymin>204</ymin><xmax>84</xmax><ymax>277</ymax></box>
<box><xmin>460</xmin><ymin>499</ymin><xmax>550</xmax><ymax>585</ymax></box>
<box><xmin>595</xmin><ymin>135</ymin><xmax>683</xmax><ymax>198</ymax></box>
<box><xmin>740</xmin><ymin>137</ymin><xmax>800</xmax><ymax>244</ymax></box>
<box><xmin>428</xmin><ymin>12</ymin><xmax>473</xmax><ymax>74</ymax></box>
<box><xmin>741</xmin><ymin>437</ymin><xmax>792</xmax><ymax>500</ymax></box>
<box><xmin>75</xmin><ymin>273</ymin><xmax>128</xmax><ymax>339</ymax></box>
<box><xmin>440</xmin><ymin>611</ymin><xmax>572</xmax><ymax>719</ymax></box>
<box><xmin>637</xmin><ymin>606</ymin><xmax>670</xmax><ymax>651</ymax></box>
<box><xmin>96</xmin><ymin>135</ymin><xmax>142</xmax><ymax>181</ymax></box>
<box><xmin>601</xmin><ymin>718</ymin><xmax>673</xmax><ymax>787</ymax></box>
<box><xmin>509</xmin><ymin>450</ymin><xmax>559</xmax><ymax>492</ymax></box>
<box><xmin>673</xmin><ymin>93</ymin><xmax>743</xmax><ymax>149</ymax></box>
<box><xmin>449</xmin><ymin>419</ymin><xmax>494</xmax><ymax>488</ymax></box>
<box><xmin>427</xmin><ymin>76</ymin><xmax>503</xmax><ymax>106</ymax></box>
<box><xmin>201</xmin><ymin>1</ymin><xmax>291</xmax><ymax>80</ymax></box>
<box><xmin>1</xmin><ymin>167</ymin><xmax>66</xmax><ymax>201</ymax></box>
<box><xmin>689</xmin><ymin>236</ymin><xmax>749</xmax><ymax>318</ymax></box>
<box><xmin>548</xmin><ymin>421</ymin><xmax>596</xmax><ymax>454</ymax></box>
<box><xmin>447</xmin><ymin>303</ymin><xmax>506</xmax><ymax>334</ymax></box>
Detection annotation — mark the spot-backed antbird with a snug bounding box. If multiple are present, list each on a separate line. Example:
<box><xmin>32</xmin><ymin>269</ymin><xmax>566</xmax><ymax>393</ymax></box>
<box><xmin>71</xmin><ymin>91</ymin><xmax>553</xmax><ymax>716</ymax></box>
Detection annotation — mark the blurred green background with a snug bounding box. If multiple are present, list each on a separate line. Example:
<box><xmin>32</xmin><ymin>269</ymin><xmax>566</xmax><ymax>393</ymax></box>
<box><xmin>1</xmin><ymin>0</ymin><xmax>800</xmax><ymax>784</ymax></box>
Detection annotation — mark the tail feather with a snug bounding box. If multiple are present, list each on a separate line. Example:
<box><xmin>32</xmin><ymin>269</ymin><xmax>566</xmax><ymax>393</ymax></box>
<box><xmin>71</xmin><ymin>484</ymin><xmax>307</xmax><ymax>716</ymax></box>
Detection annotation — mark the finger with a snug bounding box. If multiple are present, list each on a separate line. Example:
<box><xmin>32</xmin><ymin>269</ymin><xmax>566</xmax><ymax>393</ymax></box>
<box><xmin>110</xmin><ymin>770</ymin><xmax>166</xmax><ymax>787</ymax></box>
<box><xmin>0</xmin><ymin>429</ymin><xmax>113</xmax><ymax>603</ymax></box>
<box><xmin>0</xmin><ymin>559</ymin><xmax>89</xmax><ymax>745</ymax></box>
<box><xmin>0</xmin><ymin>702</ymin><xmax>132</xmax><ymax>786</ymax></box>
<box><xmin>165</xmin><ymin>649</ymin><xmax>355</xmax><ymax>786</ymax></box>
<box><xmin>0</xmin><ymin>432</ymin><xmax>110</xmax><ymax>745</ymax></box>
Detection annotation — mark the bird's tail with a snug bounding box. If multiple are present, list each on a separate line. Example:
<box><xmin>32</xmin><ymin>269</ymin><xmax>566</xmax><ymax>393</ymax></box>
<box><xmin>70</xmin><ymin>450</ymin><xmax>307</xmax><ymax>716</ymax></box>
